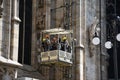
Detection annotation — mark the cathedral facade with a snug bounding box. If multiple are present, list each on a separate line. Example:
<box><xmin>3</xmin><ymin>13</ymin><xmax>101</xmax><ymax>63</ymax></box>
<box><xmin>0</xmin><ymin>0</ymin><xmax>120</xmax><ymax>80</ymax></box>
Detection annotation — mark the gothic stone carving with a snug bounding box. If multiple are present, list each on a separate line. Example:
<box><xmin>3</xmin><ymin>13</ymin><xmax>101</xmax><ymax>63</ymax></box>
<box><xmin>36</xmin><ymin>0</ymin><xmax>45</xmax><ymax>30</ymax></box>
<box><xmin>0</xmin><ymin>67</ymin><xmax>16</xmax><ymax>80</ymax></box>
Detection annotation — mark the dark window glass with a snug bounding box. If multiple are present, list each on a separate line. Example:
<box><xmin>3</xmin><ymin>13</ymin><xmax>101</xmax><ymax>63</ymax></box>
<box><xmin>106</xmin><ymin>0</ymin><xmax>120</xmax><ymax>79</ymax></box>
<box><xmin>18</xmin><ymin>0</ymin><xmax>32</xmax><ymax>65</ymax></box>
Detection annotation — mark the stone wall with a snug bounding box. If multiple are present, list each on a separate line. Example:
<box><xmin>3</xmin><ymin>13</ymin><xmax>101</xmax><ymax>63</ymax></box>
<box><xmin>74</xmin><ymin>0</ymin><xmax>86</xmax><ymax>80</ymax></box>
<box><xmin>26</xmin><ymin>0</ymin><xmax>108</xmax><ymax>79</ymax></box>
<box><xmin>0</xmin><ymin>0</ymin><xmax>108</xmax><ymax>80</ymax></box>
<box><xmin>85</xmin><ymin>0</ymin><xmax>100</xmax><ymax>79</ymax></box>
<box><xmin>0</xmin><ymin>0</ymin><xmax>21</xmax><ymax>79</ymax></box>
<box><xmin>0</xmin><ymin>66</ymin><xmax>17</xmax><ymax>80</ymax></box>
<box><xmin>85</xmin><ymin>0</ymin><xmax>107</xmax><ymax>80</ymax></box>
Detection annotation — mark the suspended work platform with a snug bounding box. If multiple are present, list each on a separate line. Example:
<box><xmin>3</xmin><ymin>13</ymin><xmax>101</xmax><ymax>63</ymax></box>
<box><xmin>38</xmin><ymin>28</ymin><xmax>74</xmax><ymax>66</ymax></box>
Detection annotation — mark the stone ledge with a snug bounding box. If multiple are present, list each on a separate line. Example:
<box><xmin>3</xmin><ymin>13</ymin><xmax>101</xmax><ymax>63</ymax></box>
<box><xmin>12</xmin><ymin>16</ymin><xmax>21</xmax><ymax>23</ymax></box>
<box><xmin>75</xmin><ymin>44</ymin><xmax>84</xmax><ymax>49</ymax></box>
<box><xmin>0</xmin><ymin>56</ymin><xmax>22</xmax><ymax>67</ymax></box>
<box><xmin>17</xmin><ymin>64</ymin><xmax>45</xmax><ymax>80</ymax></box>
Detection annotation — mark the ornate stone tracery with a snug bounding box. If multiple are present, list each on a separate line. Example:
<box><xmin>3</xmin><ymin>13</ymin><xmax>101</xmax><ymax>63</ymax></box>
<box><xmin>0</xmin><ymin>66</ymin><xmax>17</xmax><ymax>80</ymax></box>
<box><xmin>36</xmin><ymin>0</ymin><xmax>46</xmax><ymax>30</ymax></box>
<box><xmin>36</xmin><ymin>0</ymin><xmax>46</xmax><ymax>53</ymax></box>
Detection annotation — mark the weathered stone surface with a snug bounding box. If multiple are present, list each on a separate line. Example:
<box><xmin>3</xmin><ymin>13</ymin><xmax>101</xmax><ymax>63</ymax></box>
<box><xmin>0</xmin><ymin>0</ymin><xmax>108</xmax><ymax>80</ymax></box>
<box><xmin>0</xmin><ymin>66</ymin><xmax>17</xmax><ymax>80</ymax></box>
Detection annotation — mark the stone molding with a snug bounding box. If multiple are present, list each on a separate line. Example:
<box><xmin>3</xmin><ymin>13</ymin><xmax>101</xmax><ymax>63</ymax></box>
<box><xmin>0</xmin><ymin>56</ymin><xmax>22</xmax><ymax>67</ymax></box>
<box><xmin>12</xmin><ymin>16</ymin><xmax>21</xmax><ymax>23</ymax></box>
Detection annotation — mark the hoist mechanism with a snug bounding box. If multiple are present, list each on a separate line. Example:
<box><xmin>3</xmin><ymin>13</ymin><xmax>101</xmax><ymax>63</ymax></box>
<box><xmin>38</xmin><ymin>28</ymin><xmax>73</xmax><ymax>66</ymax></box>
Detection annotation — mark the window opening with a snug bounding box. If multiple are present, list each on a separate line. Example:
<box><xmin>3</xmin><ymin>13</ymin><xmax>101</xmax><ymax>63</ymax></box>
<box><xmin>18</xmin><ymin>0</ymin><xmax>32</xmax><ymax>65</ymax></box>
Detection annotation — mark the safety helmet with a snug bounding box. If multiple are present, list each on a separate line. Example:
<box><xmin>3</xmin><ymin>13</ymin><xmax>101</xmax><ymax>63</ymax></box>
<box><xmin>62</xmin><ymin>36</ymin><xmax>67</xmax><ymax>40</ymax></box>
<box><xmin>43</xmin><ymin>38</ymin><xmax>46</xmax><ymax>42</ymax></box>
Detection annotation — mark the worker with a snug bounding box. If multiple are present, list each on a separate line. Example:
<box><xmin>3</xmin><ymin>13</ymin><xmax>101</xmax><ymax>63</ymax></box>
<box><xmin>45</xmin><ymin>34</ymin><xmax>51</xmax><ymax>51</ymax></box>
<box><xmin>51</xmin><ymin>37</ymin><xmax>58</xmax><ymax>50</ymax></box>
<box><xmin>42</xmin><ymin>38</ymin><xmax>46</xmax><ymax>51</ymax></box>
<box><xmin>61</xmin><ymin>36</ymin><xmax>69</xmax><ymax>51</ymax></box>
<box><xmin>42</xmin><ymin>34</ymin><xmax>51</xmax><ymax>51</ymax></box>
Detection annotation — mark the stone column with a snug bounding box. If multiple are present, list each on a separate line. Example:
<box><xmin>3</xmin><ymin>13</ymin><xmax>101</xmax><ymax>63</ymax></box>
<box><xmin>0</xmin><ymin>15</ymin><xmax>2</xmax><ymax>55</ymax></box>
<box><xmin>50</xmin><ymin>0</ymin><xmax>56</xmax><ymax>28</ymax></box>
<box><xmin>46</xmin><ymin>0</ymin><xmax>51</xmax><ymax>29</ymax></box>
<box><xmin>2</xmin><ymin>0</ymin><xmax>12</xmax><ymax>58</ymax></box>
<box><xmin>0</xmin><ymin>0</ymin><xmax>3</xmax><ymax>55</ymax></box>
<box><xmin>31</xmin><ymin>0</ymin><xmax>37</xmax><ymax>68</ymax></box>
<box><xmin>11</xmin><ymin>0</ymin><xmax>21</xmax><ymax>61</ymax></box>
<box><xmin>0</xmin><ymin>0</ymin><xmax>2</xmax><ymax>55</ymax></box>
<box><xmin>75</xmin><ymin>0</ymin><xmax>85</xmax><ymax>80</ymax></box>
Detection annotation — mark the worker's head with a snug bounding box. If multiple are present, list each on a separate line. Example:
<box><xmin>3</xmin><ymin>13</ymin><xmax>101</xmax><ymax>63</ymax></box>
<box><xmin>45</xmin><ymin>34</ymin><xmax>49</xmax><ymax>38</ymax></box>
<box><xmin>53</xmin><ymin>37</ymin><xmax>57</xmax><ymax>41</ymax></box>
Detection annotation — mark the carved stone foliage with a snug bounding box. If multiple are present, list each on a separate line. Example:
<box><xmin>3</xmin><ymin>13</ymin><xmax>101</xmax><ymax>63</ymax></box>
<box><xmin>36</xmin><ymin>0</ymin><xmax>46</xmax><ymax>30</ymax></box>
<box><xmin>88</xmin><ymin>19</ymin><xmax>99</xmax><ymax>57</ymax></box>
<box><xmin>0</xmin><ymin>66</ymin><xmax>16</xmax><ymax>80</ymax></box>
<box><xmin>36</xmin><ymin>0</ymin><xmax>46</xmax><ymax>52</ymax></box>
<box><xmin>38</xmin><ymin>0</ymin><xmax>44</xmax><ymax>8</ymax></box>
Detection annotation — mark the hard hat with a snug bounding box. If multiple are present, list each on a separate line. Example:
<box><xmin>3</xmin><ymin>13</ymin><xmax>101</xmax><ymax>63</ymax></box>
<box><xmin>43</xmin><ymin>38</ymin><xmax>46</xmax><ymax>42</ymax></box>
<box><xmin>62</xmin><ymin>36</ymin><xmax>67</xmax><ymax>40</ymax></box>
